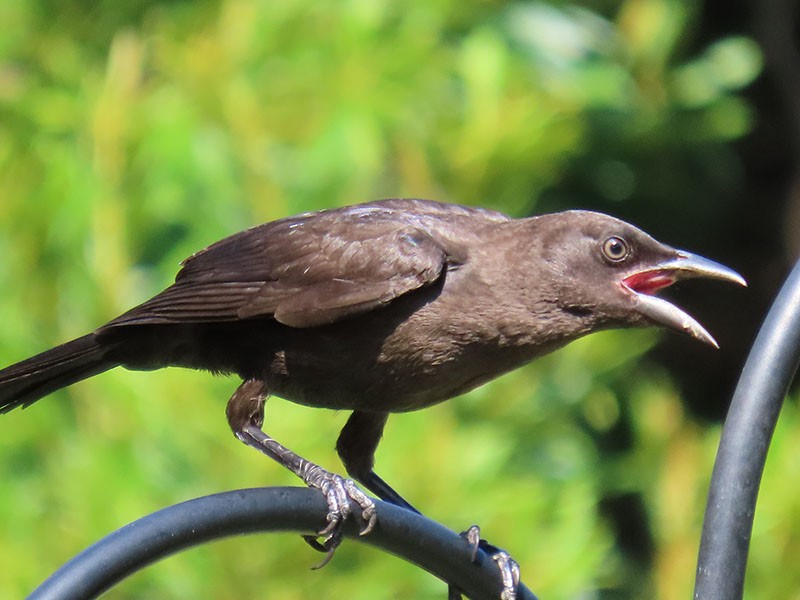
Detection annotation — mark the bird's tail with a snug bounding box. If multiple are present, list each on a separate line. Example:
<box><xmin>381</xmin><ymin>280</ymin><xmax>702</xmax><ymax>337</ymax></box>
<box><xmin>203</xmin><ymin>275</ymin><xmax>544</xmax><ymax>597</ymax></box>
<box><xmin>0</xmin><ymin>334</ymin><xmax>117</xmax><ymax>413</ymax></box>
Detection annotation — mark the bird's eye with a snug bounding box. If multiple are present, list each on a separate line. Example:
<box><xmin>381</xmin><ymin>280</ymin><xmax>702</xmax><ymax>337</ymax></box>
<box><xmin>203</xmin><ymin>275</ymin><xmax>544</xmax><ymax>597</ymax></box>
<box><xmin>602</xmin><ymin>236</ymin><xmax>629</xmax><ymax>263</ymax></box>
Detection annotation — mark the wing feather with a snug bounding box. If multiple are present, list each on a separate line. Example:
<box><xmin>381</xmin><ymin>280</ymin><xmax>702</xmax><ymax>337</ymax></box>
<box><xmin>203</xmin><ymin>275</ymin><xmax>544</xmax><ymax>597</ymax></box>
<box><xmin>101</xmin><ymin>202</ymin><xmax>464</xmax><ymax>330</ymax></box>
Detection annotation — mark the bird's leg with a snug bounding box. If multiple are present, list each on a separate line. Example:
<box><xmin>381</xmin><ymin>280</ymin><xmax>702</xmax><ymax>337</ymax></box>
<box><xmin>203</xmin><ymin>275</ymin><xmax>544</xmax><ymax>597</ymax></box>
<box><xmin>337</xmin><ymin>411</ymin><xmax>520</xmax><ymax>600</ymax></box>
<box><xmin>336</xmin><ymin>410</ymin><xmax>419</xmax><ymax>514</ymax></box>
<box><xmin>226</xmin><ymin>379</ymin><xmax>377</xmax><ymax>565</ymax></box>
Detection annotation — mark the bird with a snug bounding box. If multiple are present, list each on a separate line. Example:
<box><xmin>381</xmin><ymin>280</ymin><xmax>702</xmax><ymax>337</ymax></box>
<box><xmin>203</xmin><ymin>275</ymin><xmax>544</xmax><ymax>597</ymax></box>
<box><xmin>0</xmin><ymin>198</ymin><xmax>745</xmax><ymax>592</ymax></box>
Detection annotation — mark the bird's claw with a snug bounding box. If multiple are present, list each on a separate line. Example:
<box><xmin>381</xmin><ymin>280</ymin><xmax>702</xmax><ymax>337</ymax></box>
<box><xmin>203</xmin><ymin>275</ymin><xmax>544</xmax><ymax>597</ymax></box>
<box><xmin>462</xmin><ymin>524</ymin><xmax>482</xmax><ymax>561</ymax></box>
<box><xmin>312</xmin><ymin>470</ymin><xmax>377</xmax><ymax>537</ymax></box>
<box><xmin>301</xmin><ymin>466</ymin><xmax>377</xmax><ymax>567</ymax></box>
<box><xmin>456</xmin><ymin>525</ymin><xmax>520</xmax><ymax>600</ymax></box>
<box><xmin>493</xmin><ymin>550</ymin><xmax>521</xmax><ymax>600</ymax></box>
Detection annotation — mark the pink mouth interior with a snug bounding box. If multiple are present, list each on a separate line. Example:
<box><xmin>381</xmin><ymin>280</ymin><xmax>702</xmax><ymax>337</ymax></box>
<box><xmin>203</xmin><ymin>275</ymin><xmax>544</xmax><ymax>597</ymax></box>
<box><xmin>622</xmin><ymin>270</ymin><xmax>676</xmax><ymax>295</ymax></box>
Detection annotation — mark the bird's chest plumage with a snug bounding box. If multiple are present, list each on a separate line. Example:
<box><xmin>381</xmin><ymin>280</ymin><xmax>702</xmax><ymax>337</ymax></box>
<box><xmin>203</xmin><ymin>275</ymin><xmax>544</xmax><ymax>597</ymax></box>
<box><xmin>265</xmin><ymin>266</ymin><xmax>557</xmax><ymax>413</ymax></box>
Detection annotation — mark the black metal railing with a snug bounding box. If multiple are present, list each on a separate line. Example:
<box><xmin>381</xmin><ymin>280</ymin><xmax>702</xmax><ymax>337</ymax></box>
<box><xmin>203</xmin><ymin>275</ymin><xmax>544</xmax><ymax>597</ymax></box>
<box><xmin>26</xmin><ymin>258</ymin><xmax>800</xmax><ymax>600</ymax></box>
<box><xmin>27</xmin><ymin>487</ymin><xmax>537</xmax><ymax>600</ymax></box>
<box><xmin>694</xmin><ymin>257</ymin><xmax>800</xmax><ymax>598</ymax></box>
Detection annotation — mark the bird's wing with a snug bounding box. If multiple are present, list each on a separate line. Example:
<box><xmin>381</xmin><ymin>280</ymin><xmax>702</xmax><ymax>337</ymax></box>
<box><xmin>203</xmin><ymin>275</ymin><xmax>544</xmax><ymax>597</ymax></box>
<box><xmin>101</xmin><ymin>209</ymin><xmax>458</xmax><ymax>330</ymax></box>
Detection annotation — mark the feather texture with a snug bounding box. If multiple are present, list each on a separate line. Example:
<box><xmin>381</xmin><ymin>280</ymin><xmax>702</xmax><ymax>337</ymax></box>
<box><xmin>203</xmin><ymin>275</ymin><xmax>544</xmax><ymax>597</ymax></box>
<box><xmin>102</xmin><ymin>199</ymin><xmax>498</xmax><ymax>330</ymax></box>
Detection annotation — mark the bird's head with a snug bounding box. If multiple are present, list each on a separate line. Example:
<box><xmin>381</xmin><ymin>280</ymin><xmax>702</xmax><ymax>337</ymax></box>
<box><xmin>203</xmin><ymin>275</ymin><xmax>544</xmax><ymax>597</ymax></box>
<box><xmin>531</xmin><ymin>211</ymin><xmax>746</xmax><ymax>348</ymax></box>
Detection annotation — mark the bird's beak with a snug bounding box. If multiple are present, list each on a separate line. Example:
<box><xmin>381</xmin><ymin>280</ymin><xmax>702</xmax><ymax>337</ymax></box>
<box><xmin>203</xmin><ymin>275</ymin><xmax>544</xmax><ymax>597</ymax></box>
<box><xmin>621</xmin><ymin>251</ymin><xmax>747</xmax><ymax>348</ymax></box>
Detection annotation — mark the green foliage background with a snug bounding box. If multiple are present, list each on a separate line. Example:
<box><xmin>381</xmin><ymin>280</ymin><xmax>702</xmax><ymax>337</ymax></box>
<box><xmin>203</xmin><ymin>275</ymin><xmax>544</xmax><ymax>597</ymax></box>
<box><xmin>0</xmin><ymin>1</ymin><xmax>796</xmax><ymax>598</ymax></box>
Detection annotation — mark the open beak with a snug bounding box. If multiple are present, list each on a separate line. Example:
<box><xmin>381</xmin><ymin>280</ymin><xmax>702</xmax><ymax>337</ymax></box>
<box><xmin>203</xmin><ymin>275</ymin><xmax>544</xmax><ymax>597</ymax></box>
<box><xmin>622</xmin><ymin>251</ymin><xmax>747</xmax><ymax>348</ymax></box>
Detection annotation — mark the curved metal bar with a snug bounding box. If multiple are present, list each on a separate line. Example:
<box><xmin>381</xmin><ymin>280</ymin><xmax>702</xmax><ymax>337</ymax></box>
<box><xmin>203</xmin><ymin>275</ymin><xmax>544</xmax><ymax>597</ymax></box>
<box><xmin>694</xmin><ymin>258</ymin><xmax>800</xmax><ymax>599</ymax></box>
<box><xmin>29</xmin><ymin>487</ymin><xmax>538</xmax><ymax>600</ymax></box>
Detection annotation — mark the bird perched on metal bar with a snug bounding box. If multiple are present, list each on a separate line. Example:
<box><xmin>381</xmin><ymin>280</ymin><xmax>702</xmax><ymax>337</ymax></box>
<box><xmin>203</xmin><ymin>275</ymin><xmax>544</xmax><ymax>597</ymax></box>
<box><xmin>0</xmin><ymin>199</ymin><xmax>745</xmax><ymax>598</ymax></box>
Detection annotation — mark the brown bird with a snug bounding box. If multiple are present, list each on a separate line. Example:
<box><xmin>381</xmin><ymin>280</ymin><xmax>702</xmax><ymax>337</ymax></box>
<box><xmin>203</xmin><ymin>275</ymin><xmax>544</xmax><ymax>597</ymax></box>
<box><xmin>0</xmin><ymin>199</ymin><xmax>744</xmax><ymax>578</ymax></box>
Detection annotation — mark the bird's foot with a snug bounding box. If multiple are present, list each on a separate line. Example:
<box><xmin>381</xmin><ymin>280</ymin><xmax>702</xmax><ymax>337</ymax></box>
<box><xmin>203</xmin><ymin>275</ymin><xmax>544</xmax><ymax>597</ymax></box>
<box><xmin>300</xmin><ymin>464</ymin><xmax>377</xmax><ymax>568</ymax></box>
<box><xmin>451</xmin><ymin>525</ymin><xmax>520</xmax><ymax>600</ymax></box>
<box><xmin>492</xmin><ymin>550</ymin><xmax>521</xmax><ymax>600</ymax></box>
<box><xmin>226</xmin><ymin>391</ymin><xmax>376</xmax><ymax>568</ymax></box>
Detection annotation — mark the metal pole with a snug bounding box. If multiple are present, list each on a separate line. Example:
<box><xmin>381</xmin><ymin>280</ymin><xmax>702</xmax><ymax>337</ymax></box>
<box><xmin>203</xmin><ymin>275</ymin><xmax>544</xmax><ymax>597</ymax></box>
<box><xmin>29</xmin><ymin>487</ymin><xmax>538</xmax><ymax>600</ymax></box>
<box><xmin>694</xmin><ymin>258</ymin><xmax>800</xmax><ymax>599</ymax></box>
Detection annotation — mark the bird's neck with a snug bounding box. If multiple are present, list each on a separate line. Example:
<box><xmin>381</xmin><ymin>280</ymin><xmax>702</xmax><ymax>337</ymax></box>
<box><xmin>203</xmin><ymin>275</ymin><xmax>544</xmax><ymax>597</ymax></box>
<box><xmin>453</xmin><ymin>218</ymin><xmax>604</xmax><ymax>355</ymax></box>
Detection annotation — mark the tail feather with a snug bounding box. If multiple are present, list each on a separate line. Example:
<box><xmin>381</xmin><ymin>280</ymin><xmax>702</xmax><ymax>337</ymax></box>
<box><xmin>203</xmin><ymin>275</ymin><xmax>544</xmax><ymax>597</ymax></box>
<box><xmin>0</xmin><ymin>334</ymin><xmax>117</xmax><ymax>413</ymax></box>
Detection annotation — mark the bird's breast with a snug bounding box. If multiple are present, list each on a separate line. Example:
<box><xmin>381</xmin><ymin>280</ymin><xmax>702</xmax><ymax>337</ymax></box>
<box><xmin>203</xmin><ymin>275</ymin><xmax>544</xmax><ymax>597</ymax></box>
<box><xmin>263</xmin><ymin>261</ymin><xmax>566</xmax><ymax>413</ymax></box>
